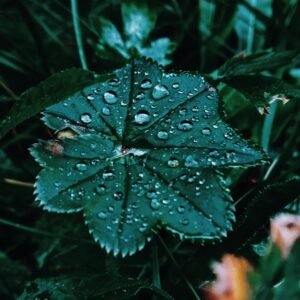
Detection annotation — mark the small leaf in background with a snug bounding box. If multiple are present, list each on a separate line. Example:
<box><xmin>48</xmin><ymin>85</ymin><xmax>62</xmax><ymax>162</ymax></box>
<box><xmin>217</xmin><ymin>50</ymin><xmax>300</xmax><ymax>79</ymax></box>
<box><xmin>228</xmin><ymin>177</ymin><xmax>300</xmax><ymax>248</ymax></box>
<box><xmin>122</xmin><ymin>1</ymin><xmax>156</xmax><ymax>49</ymax></box>
<box><xmin>30</xmin><ymin>58</ymin><xmax>266</xmax><ymax>257</ymax></box>
<box><xmin>224</xmin><ymin>75</ymin><xmax>300</xmax><ymax>114</ymax></box>
<box><xmin>92</xmin><ymin>17</ymin><xmax>129</xmax><ymax>61</ymax></box>
<box><xmin>235</xmin><ymin>0</ymin><xmax>272</xmax><ymax>52</ymax></box>
<box><xmin>91</xmin><ymin>1</ymin><xmax>175</xmax><ymax>65</ymax></box>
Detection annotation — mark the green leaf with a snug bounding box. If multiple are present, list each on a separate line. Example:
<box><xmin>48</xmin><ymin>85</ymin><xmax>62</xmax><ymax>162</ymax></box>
<box><xmin>18</xmin><ymin>274</ymin><xmax>173</xmax><ymax>300</ymax></box>
<box><xmin>0</xmin><ymin>251</ymin><xmax>30</xmax><ymax>299</ymax></box>
<box><xmin>217</xmin><ymin>50</ymin><xmax>300</xmax><ymax>79</ymax></box>
<box><xmin>30</xmin><ymin>58</ymin><xmax>266</xmax><ymax>256</ymax></box>
<box><xmin>0</xmin><ymin>68</ymin><xmax>109</xmax><ymax>140</ymax></box>
<box><xmin>138</xmin><ymin>38</ymin><xmax>176</xmax><ymax>66</ymax></box>
<box><xmin>230</xmin><ymin>177</ymin><xmax>300</xmax><ymax>248</ymax></box>
<box><xmin>224</xmin><ymin>75</ymin><xmax>300</xmax><ymax>113</ymax></box>
<box><xmin>92</xmin><ymin>17</ymin><xmax>129</xmax><ymax>61</ymax></box>
<box><xmin>235</xmin><ymin>0</ymin><xmax>272</xmax><ymax>52</ymax></box>
<box><xmin>122</xmin><ymin>1</ymin><xmax>157</xmax><ymax>49</ymax></box>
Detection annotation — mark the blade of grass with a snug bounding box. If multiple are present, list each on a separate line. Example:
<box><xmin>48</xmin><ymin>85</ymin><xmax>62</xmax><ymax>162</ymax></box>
<box><xmin>261</xmin><ymin>101</ymin><xmax>278</xmax><ymax>152</ymax></box>
<box><xmin>70</xmin><ymin>0</ymin><xmax>88</xmax><ymax>70</ymax></box>
<box><xmin>156</xmin><ymin>233</ymin><xmax>201</xmax><ymax>300</ymax></box>
<box><xmin>0</xmin><ymin>217</ymin><xmax>93</xmax><ymax>244</ymax></box>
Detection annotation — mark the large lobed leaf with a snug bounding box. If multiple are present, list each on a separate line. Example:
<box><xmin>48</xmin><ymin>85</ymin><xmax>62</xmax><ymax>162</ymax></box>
<box><xmin>30</xmin><ymin>58</ymin><xmax>266</xmax><ymax>256</ymax></box>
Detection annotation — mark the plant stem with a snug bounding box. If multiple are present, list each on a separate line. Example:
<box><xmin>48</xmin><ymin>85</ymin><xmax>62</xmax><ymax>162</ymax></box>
<box><xmin>246</xmin><ymin>0</ymin><xmax>257</xmax><ymax>54</ymax></box>
<box><xmin>70</xmin><ymin>0</ymin><xmax>88</xmax><ymax>70</ymax></box>
<box><xmin>151</xmin><ymin>238</ymin><xmax>161</xmax><ymax>292</ymax></box>
<box><xmin>261</xmin><ymin>101</ymin><xmax>278</xmax><ymax>152</ymax></box>
<box><xmin>157</xmin><ymin>233</ymin><xmax>201</xmax><ymax>300</ymax></box>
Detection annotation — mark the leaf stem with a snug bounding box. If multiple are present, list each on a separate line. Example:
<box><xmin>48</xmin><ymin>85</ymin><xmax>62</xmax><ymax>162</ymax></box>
<box><xmin>70</xmin><ymin>0</ymin><xmax>88</xmax><ymax>70</ymax></box>
<box><xmin>157</xmin><ymin>233</ymin><xmax>201</xmax><ymax>300</ymax></box>
<box><xmin>151</xmin><ymin>238</ymin><xmax>161</xmax><ymax>295</ymax></box>
<box><xmin>261</xmin><ymin>101</ymin><xmax>278</xmax><ymax>152</ymax></box>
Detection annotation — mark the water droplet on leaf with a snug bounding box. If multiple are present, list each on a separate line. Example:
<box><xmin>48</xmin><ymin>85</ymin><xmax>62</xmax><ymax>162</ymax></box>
<box><xmin>86</xmin><ymin>94</ymin><xmax>95</xmax><ymax>101</ymax></box>
<box><xmin>157</xmin><ymin>130</ymin><xmax>169</xmax><ymax>140</ymax></box>
<box><xmin>98</xmin><ymin>211</ymin><xmax>107</xmax><ymax>220</ymax></box>
<box><xmin>75</xmin><ymin>162</ymin><xmax>88</xmax><ymax>172</ymax></box>
<box><xmin>80</xmin><ymin>113</ymin><xmax>92</xmax><ymax>124</ymax></box>
<box><xmin>135</xmin><ymin>92</ymin><xmax>145</xmax><ymax>100</ymax></box>
<box><xmin>178</xmin><ymin>120</ymin><xmax>193</xmax><ymax>131</ymax></box>
<box><xmin>113</xmin><ymin>191</ymin><xmax>123</xmax><ymax>200</ymax></box>
<box><xmin>95</xmin><ymin>184</ymin><xmax>106</xmax><ymax>194</ymax></box>
<box><xmin>134</xmin><ymin>110</ymin><xmax>151</xmax><ymax>125</ymax></box>
<box><xmin>103</xmin><ymin>91</ymin><xmax>118</xmax><ymax>104</ymax></box>
<box><xmin>152</xmin><ymin>84</ymin><xmax>169</xmax><ymax>100</ymax></box>
<box><xmin>140</xmin><ymin>79</ymin><xmax>152</xmax><ymax>89</ymax></box>
<box><xmin>102</xmin><ymin>107</ymin><xmax>111</xmax><ymax>116</ymax></box>
<box><xmin>201</xmin><ymin>128</ymin><xmax>211</xmax><ymax>136</ymax></box>
<box><xmin>168</xmin><ymin>158</ymin><xmax>179</xmax><ymax>168</ymax></box>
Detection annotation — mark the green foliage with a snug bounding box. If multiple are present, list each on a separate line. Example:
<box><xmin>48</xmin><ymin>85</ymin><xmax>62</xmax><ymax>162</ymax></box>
<box><xmin>250</xmin><ymin>241</ymin><xmax>300</xmax><ymax>300</ymax></box>
<box><xmin>0</xmin><ymin>0</ymin><xmax>300</xmax><ymax>299</ymax></box>
<box><xmin>90</xmin><ymin>1</ymin><xmax>175</xmax><ymax>65</ymax></box>
<box><xmin>18</xmin><ymin>274</ymin><xmax>173</xmax><ymax>300</ymax></box>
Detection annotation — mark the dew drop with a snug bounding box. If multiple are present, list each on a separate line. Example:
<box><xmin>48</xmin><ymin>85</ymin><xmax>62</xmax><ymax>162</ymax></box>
<box><xmin>98</xmin><ymin>211</ymin><xmax>107</xmax><ymax>220</ymax></box>
<box><xmin>181</xmin><ymin>219</ymin><xmax>189</xmax><ymax>225</ymax></box>
<box><xmin>102</xmin><ymin>107</ymin><xmax>111</xmax><ymax>116</ymax></box>
<box><xmin>80</xmin><ymin>113</ymin><xmax>92</xmax><ymax>124</ymax></box>
<box><xmin>140</xmin><ymin>79</ymin><xmax>152</xmax><ymax>89</ymax></box>
<box><xmin>135</xmin><ymin>92</ymin><xmax>145</xmax><ymax>100</ymax></box>
<box><xmin>206</xmin><ymin>93</ymin><xmax>214</xmax><ymax>100</ymax></box>
<box><xmin>178</xmin><ymin>120</ymin><xmax>193</xmax><ymax>131</ymax></box>
<box><xmin>134</xmin><ymin>110</ymin><xmax>151</xmax><ymax>125</ymax></box>
<box><xmin>201</xmin><ymin>128</ymin><xmax>211</xmax><ymax>136</ymax></box>
<box><xmin>113</xmin><ymin>191</ymin><xmax>123</xmax><ymax>201</ymax></box>
<box><xmin>95</xmin><ymin>184</ymin><xmax>106</xmax><ymax>194</ymax></box>
<box><xmin>103</xmin><ymin>91</ymin><xmax>118</xmax><ymax>104</ymax></box>
<box><xmin>109</xmin><ymin>78</ymin><xmax>120</xmax><ymax>86</ymax></box>
<box><xmin>179</xmin><ymin>108</ymin><xmax>187</xmax><ymax>116</ymax></box>
<box><xmin>157</xmin><ymin>130</ymin><xmax>169</xmax><ymax>140</ymax></box>
<box><xmin>150</xmin><ymin>199</ymin><xmax>161</xmax><ymax>210</ymax></box>
<box><xmin>102</xmin><ymin>172</ymin><xmax>114</xmax><ymax>181</ymax></box>
<box><xmin>184</xmin><ymin>155</ymin><xmax>199</xmax><ymax>168</ymax></box>
<box><xmin>168</xmin><ymin>158</ymin><xmax>179</xmax><ymax>168</ymax></box>
<box><xmin>172</xmin><ymin>82</ymin><xmax>179</xmax><ymax>89</ymax></box>
<box><xmin>177</xmin><ymin>205</ymin><xmax>185</xmax><ymax>214</ymax></box>
<box><xmin>146</xmin><ymin>190</ymin><xmax>157</xmax><ymax>199</ymax></box>
<box><xmin>75</xmin><ymin>162</ymin><xmax>87</xmax><ymax>171</ymax></box>
<box><xmin>152</xmin><ymin>84</ymin><xmax>170</xmax><ymax>100</ymax></box>
<box><xmin>86</xmin><ymin>94</ymin><xmax>95</xmax><ymax>101</ymax></box>
<box><xmin>224</xmin><ymin>131</ymin><xmax>234</xmax><ymax>140</ymax></box>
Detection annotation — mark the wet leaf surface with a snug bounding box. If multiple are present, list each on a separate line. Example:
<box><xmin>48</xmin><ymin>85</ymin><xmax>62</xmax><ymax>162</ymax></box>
<box><xmin>30</xmin><ymin>59</ymin><xmax>266</xmax><ymax>256</ymax></box>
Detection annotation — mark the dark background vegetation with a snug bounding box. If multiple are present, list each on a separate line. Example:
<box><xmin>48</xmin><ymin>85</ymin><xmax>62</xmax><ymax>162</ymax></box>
<box><xmin>0</xmin><ymin>0</ymin><xmax>300</xmax><ymax>299</ymax></box>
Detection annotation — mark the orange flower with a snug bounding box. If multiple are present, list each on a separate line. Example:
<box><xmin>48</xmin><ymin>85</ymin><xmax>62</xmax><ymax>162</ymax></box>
<box><xmin>271</xmin><ymin>213</ymin><xmax>300</xmax><ymax>257</ymax></box>
<box><xmin>204</xmin><ymin>254</ymin><xmax>252</xmax><ymax>300</ymax></box>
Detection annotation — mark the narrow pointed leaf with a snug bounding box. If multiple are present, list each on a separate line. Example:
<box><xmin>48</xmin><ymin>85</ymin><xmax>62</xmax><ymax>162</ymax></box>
<box><xmin>0</xmin><ymin>68</ymin><xmax>110</xmax><ymax>140</ymax></box>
